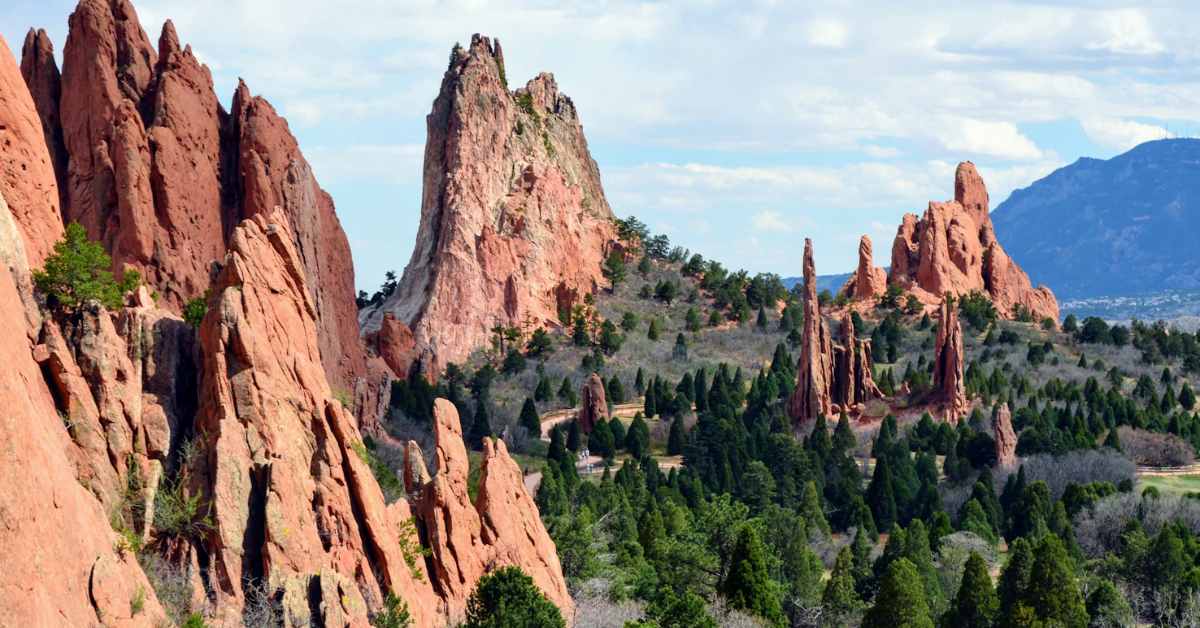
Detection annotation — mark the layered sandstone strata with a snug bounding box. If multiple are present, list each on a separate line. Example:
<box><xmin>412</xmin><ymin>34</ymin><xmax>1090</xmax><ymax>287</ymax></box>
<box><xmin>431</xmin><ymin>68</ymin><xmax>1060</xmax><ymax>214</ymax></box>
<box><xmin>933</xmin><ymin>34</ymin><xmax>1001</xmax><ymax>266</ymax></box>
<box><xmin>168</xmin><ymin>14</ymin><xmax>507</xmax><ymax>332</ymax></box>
<box><xmin>362</xmin><ymin>35</ymin><xmax>617</xmax><ymax>371</ymax></box>
<box><xmin>889</xmin><ymin>162</ymin><xmax>1058</xmax><ymax>321</ymax></box>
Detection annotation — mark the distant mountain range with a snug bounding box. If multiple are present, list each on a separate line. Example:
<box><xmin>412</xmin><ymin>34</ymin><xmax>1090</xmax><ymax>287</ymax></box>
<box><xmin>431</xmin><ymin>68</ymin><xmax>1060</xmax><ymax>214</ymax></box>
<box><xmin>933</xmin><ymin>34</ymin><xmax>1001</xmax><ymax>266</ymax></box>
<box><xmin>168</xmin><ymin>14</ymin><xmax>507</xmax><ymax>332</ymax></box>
<box><xmin>992</xmin><ymin>138</ymin><xmax>1200</xmax><ymax>301</ymax></box>
<box><xmin>782</xmin><ymin>272</ymin><xmax>854</xmax><ymax>292</ymax></box>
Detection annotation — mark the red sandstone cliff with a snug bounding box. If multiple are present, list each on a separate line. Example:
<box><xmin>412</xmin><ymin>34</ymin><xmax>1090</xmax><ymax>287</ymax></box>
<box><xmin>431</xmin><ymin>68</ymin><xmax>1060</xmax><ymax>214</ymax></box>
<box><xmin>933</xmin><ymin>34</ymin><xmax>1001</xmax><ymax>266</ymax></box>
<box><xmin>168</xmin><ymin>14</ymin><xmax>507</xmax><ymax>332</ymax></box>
<box><xmin>889</xmin><ymin>162</ymin><xmax>1058</xmax><ymax>322</ymax></box>
<box><xmin>362</xmin><ymin>35</ymin><xmax>618</xmax><ymax>371</ymax></box>
<box><xmin>24</xmin><ymin>0</ymin><xmax>367</xmax><ymax>399</ymax></box>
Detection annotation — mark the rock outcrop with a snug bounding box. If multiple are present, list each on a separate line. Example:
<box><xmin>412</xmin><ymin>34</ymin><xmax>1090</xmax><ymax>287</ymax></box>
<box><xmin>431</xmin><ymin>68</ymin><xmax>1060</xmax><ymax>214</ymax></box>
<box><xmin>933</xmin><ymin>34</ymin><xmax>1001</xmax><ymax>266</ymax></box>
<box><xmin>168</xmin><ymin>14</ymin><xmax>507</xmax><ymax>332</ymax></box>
<box><xmin>412</xmin><ymin>399</ymin><xmax>572</xmax><ymax>621</ymax></box>
<box><xmin>578</xmin><ymin>372</ymin><xmax>609</xmax><ymax>433</ymax></box>
<box><xmin>190</xmin><ymin>210</ymin><xmax>437</xmax><ymax>626</ymax></box>
<box><xmin>932</xmin><ymin>297</ymin><xmax>969</xmax><ymax>421</ymax></box>
<box><xmin>0</xmin><ymin>186</ymin><xmax>169</xmax><ymax>627</ymax></box>
<box><xmin>20</xmin><ymin>28</ymin><xmax>68</xmax><ymax>216</ymax></box>
<box><xmin>366</xmin><ymin>311</ymin><xmax>439</xmax><ymax>384</ymax></box>
<box><xmin>0</xmin><ymin>32</ymin><xmax>63</xmax><ymax>268</ymax></box>
<box><xmin>839</xmin><ymin>235</ymin><xmax>887</xmax><ymax>301</ymax></box>
<box><xmin>786</xmin><ymin>239</ymin><xmax>834</xmax><ymax>431</ymax></box>
<box><xmin>362</xmin><ymin>35</ymin><xmax>617</xmax><ymax>367</ymax></box>
<box><xmin>994</xmin><ymin>402</ymin><xmax>1018</xmax><ymax>471</ymax></box>
<box><xmin>832</xmin><ymin>311</ymin><xmax>884</xmax><ymax>411</ymax></box>
<box><xmin>33</xmin><ymin>0</ymin><xmax>367</xmax><ymax>399</ymax></box>
<box><xmin>888</xmin><ymin>162</ymin><xmax>1058</xmax><ymax>321</ymax></box>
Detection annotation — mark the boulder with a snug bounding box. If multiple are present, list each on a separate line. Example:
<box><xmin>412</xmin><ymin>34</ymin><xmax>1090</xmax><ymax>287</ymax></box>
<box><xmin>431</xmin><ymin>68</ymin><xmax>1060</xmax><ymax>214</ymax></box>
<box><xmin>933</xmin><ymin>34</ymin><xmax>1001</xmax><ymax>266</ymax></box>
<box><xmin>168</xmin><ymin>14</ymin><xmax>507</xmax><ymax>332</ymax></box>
<box><xmin>0</xmin><ymin>32</ymin><xmax>63</xmax><ymax>268</ymax></box>
<box><xmin>994</xmin><ymin>403</ymin><xmax>1018</xmax><ymax>472</ymax></box>
<box><xmin>786</xmin><ymin>238</ymin><xmax>834</xmax><ymax>432</ymax></box>
<box><xmin>578</xmin><ymin>372</ymin><xmax>608</xmax><ymax>432</ymax></box>
<box><xmin>888</xmin><ymin>162</ymin><xmax>1059</xmax><ymax>321</ymax></box>
<box><xmin>362</xmin><ymin>35</ymin><xmax>618</xmax><ymax>366</ymax></box>
<box><xmin>932</xmin><ymin>297</ymin><xmax>969</xmax><ymax>422</ymax></box>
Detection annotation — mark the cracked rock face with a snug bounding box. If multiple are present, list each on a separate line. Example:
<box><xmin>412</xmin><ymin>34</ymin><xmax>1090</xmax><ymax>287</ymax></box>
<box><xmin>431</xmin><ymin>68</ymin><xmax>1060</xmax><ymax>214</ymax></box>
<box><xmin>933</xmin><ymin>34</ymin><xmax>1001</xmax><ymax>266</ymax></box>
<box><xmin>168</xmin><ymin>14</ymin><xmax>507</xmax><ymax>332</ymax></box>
<box><xmin>933</xmin><ymin>297</ymin><xmax>969</xmax><ymax>422</ymax></box>
<box><xmin>363</xmin><ymin>34</ymin><xmax>617</xmax><ymax>368</ymax></box>
<box><xmin>888</xmin><ymin>162</ymin><xmax>1059</xmax><ymax>322</ymax></box>
<box><xmin>995</xmin><ymin>402</ymin><xmax>1018</xmax><ymax>471</ymax></box>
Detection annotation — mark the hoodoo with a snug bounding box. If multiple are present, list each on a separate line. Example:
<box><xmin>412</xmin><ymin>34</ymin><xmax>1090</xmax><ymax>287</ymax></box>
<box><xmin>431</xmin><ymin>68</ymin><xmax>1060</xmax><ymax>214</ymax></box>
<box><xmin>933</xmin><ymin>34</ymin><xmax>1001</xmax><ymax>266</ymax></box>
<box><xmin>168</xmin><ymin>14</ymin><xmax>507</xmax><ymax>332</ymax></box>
<box><xmin>932</xmin><ymin>296</ymin><xmax>969</xmax><ymax>421</ymax></box>
<box><xmin>785</xmin><ymin>239</ymin><xmax>834</xmax><ymax>431</ymax></box>
<box><xmin>839</xmin><ymin>235</ymin><xmax>888</xmax><ymax>301</ymax></box>
<box><xmin>888</xmin><ymin>162</ymin><xmax>1058</xmax><ymax>321</ymax></box>
<box><xmin>362</xmin><ymin>35</ymin><xmax>618</xmax><ymax>372</ymax></box>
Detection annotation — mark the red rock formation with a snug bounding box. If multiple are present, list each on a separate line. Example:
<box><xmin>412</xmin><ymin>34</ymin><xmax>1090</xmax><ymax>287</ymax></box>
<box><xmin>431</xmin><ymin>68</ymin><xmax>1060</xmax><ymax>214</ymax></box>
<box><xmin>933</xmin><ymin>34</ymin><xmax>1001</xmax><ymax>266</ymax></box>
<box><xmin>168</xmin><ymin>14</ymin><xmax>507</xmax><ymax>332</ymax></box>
<box><xmin>414</xmin><ymin>399</ymin><xmax>571</xmax><ymax>621</ymax></box>
<box><xmin>47</xmin><ymin>0</ymin><xmax>367</xmax><ymax>398</ymax></box>
<box><xmin>366</xmin><ymin>310</ymin><xmax>438</xmax><ymax>384</ymax></box>
<box><xmin>839</xmin><ymin>235</ymin><xmax>887</xmax><ymax>301</ymax></box>
<box><xmin>20</xmin><ymin>28</ymin><xmax>69</xmax><ymax>216</ymax></box>
<box><xmin>578</xmin><ymin>372</ymin><xmax>609</xmax><ymax>433</ymax></box>
<box><xmin>832</xmin><ymin>311</ymin><xmax>883</xmax><ymax>411</ymax></box>
<box><xmin>0</xmin><ymin>190</ymin><xmax>168</xmax><ymax>626</ymax></box>
<box><xmin>786</xmin><ymin>239</ymin><xmax>834</xmax><ymax>431</ymax></box>
<box><xmin>994</xmin><ymin>402</ymin><xmax>1018</xmax><ymax>471</ymax></box>
<box><xmin>888</xmin><ymin>163</ymin><xmax>1058</xmax><ymax>321</ymax></box>
<box><xmin>191</xmin><ymin>210</ymin><xmax>437</xmax><ymax>626</ymax></box>
<box><xmin>363</xmin><ymin>35</ymin><xmax>617</xmax><ymax>366</ymax></box>
<box><xmin>0</xmin><ymin>33</ymin><xmax>63</xmax><ymax>268</ymax></box>
<box><xmin>932</xmin><ymin>297</ymin><xmax>969</xmax><ymax>421</ymax></box>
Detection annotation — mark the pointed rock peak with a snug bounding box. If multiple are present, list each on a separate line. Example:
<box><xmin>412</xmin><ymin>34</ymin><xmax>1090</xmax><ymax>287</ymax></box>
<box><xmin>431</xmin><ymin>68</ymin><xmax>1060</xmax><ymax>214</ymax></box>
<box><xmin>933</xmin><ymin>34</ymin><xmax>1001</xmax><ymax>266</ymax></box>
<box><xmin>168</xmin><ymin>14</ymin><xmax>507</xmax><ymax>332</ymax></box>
<box><xmin>433</xmin><ymin>398</ymin><xmax>470</xmax><ymax>475</ymax></box>
<box><xmin>954</xmin><ymin>161</ymin><xmax>989</xmax><ymax>227</ymax></box>
<box><xmin>995</xmin><ymin>402</ymin><xmax>1018</xmax><ymax>471</ymax></box>
<box><xmin>157</xmin><ymin>19</ymin><xmax>180</xmax><ymax>60</ymax></box>
<box><xmin>579</xmin><ymin>373</ymin><xmax>608</xmax><ymax>434</ymax></box>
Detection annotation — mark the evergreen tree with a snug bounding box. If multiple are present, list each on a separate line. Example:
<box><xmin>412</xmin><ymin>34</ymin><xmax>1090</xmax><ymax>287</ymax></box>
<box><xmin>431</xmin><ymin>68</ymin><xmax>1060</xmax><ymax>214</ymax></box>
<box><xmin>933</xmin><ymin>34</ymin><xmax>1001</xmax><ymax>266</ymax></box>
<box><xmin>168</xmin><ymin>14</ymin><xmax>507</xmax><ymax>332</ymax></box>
<box><xmin>590</xmin><ymin>418</ymin><xmax>615</xmax><ymax>460</ymax></box>
<box><xmin>648</xmin><ymin>317</ymin><xmax>661</xmax><ymax>341</ymax></box>
<box><xmin>609</xmin><ymin>376</ymin><xmax>626</xmax><ymax>404</ymax></box>
<box><xmin>686</xmin><ymin>306</ymin><xmax>702</xmax><ymax>333</ymax></box>
<box><xmin>519</xmin><ymin>398</ymin><xmax>541</xmax><ymax>437</ymax></box>
<box><xmin>463</xmin><ymin>566</ymin><xmax>565</xmax><ymax>628</ymax></box>
<box><xmin>635</xmin><ymin>367</ymin><xmax>646</xmax><ymax>396</ymax></box>
<box><xmin>903</xmin><ymin>520</ymin><xmax>944</xmax><ymax>615</ymax></box>
<box><xmin>721</xmin><ymin>526</ymin><xmax>785</xmax><ymax>627</ymax></box>
<box><xmin>756</xmin><ymin>306</ymin><xmax>768</xmax><ymax>331</ymax></box>
<box><xmin>833</xmin><ymin>411</ymin><xmax>856</xmax><ymax>456</ymax></box>
<box><xmin>866</xmin><ymin>456</ymin><xmax>898</xmax><ymax>532</ymax></box>
<box><xmin>694</xmin><ymin>369</ymin><xmax>708</xmax><ymax>412</ymax></box>
<box><xmin>566</xmin><ymin>418</ymin><xmax>582</xmax><ymax>452</ymax></box>
<box><xmin>645</xmin><ymin>587</ymin><xmax>717</xmax><ymax>628</ymax></box>
<box><xmin>782</xmin><ymin>517</ymin><xmax>824</xmax><ymax>605</ymax></box>
<box><xmin>997</xmin><ymin>537</ymin><xmax>1033</xmax><ymax>615</ymax></box>
<box><xmin>627</xmin><ymin>413</ymin><xmax>651</xmax><ymax>459</ymax></box>
<box><xmin>1085</xmin><ymin>581</ymin><xmax>1133</xmax><ymax>628</ymax></box>
<box><xmin>535</xmin><ymin>462</ymin><xmax>568</xmax><ymax>517</ymax></box>
<box><xmin>638</xmin><ymin>255</ymin><xmax>651</xmax><ymax>274</ymax></box>
<box><xmin>862</xmin><ymin>559</ymin><xmax>933</xmax><ymax>628</ymax></box>
<box><xmin>823</xmin><ymin>546</ymin><xmax>864</xmax><ymax>628</ymax></box>
<box><xmin>944</xmin><ymin>552</ymin><xmax>999</xmax><ymax>628</ymax></box>
<box><xmin>1102</xmin><ymin>426</ymin><xmax>1123</xmax><ymax>452</ymax></box>
<box><xmin>667</xmin><ymin>416</ymin><xmax>686</xmax><ymax>455</ymax></box>
<box><xmin>1151</xmin><ymin>525</ymin><xmax>1187</xmax><ymax>590</ymax></box>
<box><xmin>608</xmin><ymin>416</ymin><xmax>627</xmax><ymax>449</ymax></box>
<box><xmin>800</xmin><ymin>481</ymin><xmax>831</xmax><ymax>537</ymax></box>
<box><xmin>557</xmin><ymin>376</ymin><xmax>577</xmax><ymax>406</ymax></box>
<box><xmin>468</xmin><ymin>401</ymin><xmax>493</xmax><ymax>450</ymax></box>
<box><xmin>673</xmin><ymin>332</ymin><xmax>688</xmax><ymax>360</ymax></box>
<box><xmin>1022</xmin><ymin>535</ymin><xmax>1088</xmax><ymax>628</ymax></box>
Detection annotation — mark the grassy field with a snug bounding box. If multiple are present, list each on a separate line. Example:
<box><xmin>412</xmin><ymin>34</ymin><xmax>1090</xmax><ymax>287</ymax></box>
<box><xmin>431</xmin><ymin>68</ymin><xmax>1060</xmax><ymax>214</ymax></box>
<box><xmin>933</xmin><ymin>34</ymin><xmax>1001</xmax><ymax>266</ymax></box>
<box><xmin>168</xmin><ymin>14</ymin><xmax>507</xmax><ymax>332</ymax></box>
<box><xmin>1137</xmin><ymin>472</ymin><xmax>1200</xmax><ymax>496</ymax></box>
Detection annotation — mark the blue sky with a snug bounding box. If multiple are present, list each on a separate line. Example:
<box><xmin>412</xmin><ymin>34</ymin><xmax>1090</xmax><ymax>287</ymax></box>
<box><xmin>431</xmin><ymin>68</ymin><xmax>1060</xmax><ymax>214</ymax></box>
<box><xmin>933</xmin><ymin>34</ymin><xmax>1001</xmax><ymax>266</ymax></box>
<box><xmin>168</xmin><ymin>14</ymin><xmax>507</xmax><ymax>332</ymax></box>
<box><xmin>5</xmin><ymin>0</ymin><xmax>1197</xmax><ymax>291</ymax></box>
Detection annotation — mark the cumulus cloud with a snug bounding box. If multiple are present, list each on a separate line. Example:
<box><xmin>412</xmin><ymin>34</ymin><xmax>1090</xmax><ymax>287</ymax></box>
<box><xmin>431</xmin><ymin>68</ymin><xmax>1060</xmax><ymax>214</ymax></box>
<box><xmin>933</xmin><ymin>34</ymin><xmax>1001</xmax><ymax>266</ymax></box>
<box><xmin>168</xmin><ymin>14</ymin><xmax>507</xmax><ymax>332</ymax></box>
<box><xmin>1081</xmin><ymin>117</ymin><xmax>1168</xmax><ymax>151</ymax></box>
<box><xmin>750</xmin><ymin>211</ymin><xmax>794</xmax><ymax>233</ymax></box>
<box><xmin>808</xmin><ymin>18</ymin><xmax>851</xmax><ymax>48</ymax></box>
<box><xmin>935</xmin><ymin>118</ymin><xmax>1045</xmax><ymax>161</ymax></box>
<box><xmin>1087</xmin><ymin>9</ymin><xmax>1165</xmax><ymax>55</ymax></box>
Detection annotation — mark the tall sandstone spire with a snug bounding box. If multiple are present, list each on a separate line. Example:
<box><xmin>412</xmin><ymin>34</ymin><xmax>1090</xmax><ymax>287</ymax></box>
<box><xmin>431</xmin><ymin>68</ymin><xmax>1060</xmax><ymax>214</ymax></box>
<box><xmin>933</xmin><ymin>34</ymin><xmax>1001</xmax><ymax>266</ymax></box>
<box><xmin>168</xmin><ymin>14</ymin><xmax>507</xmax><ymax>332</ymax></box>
<box><xmin>932</xmin><ymin>296</ymin><xmax>969</xmax><ymax>421</ymax></box>
<box><xmin>786</xmin><ymin>239</ymin><xmax>834</xmax><ymax>431</ymax></box>
<box><xmin>362</xmin><ymin>35</ymin><xmax>618</xmax><ymax>372</ymax></box>
<box><xmin>889</xmin><ymin>162</ymin><xmax>1058</xmax><ymax>321</ymax></box>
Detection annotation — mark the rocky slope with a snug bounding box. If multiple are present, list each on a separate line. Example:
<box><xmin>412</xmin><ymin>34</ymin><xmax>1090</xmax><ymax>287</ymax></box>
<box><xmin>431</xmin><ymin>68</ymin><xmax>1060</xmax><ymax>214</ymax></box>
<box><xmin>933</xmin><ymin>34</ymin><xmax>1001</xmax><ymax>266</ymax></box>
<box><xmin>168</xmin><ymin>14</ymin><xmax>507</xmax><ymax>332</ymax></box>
<box><xmin>886</xmin><ymin>162</ymin><xmax>1059</xmax><ymax>322</ymax></box>
<box><xmin>361</xmin><ymin>35</ymin><xmax>618</xmax><ymax>373</ymax></box>
<box><xmin>992</xmin><ymin>138</ymin><xmax>1200</xmax><ymax>300</ymax></box>
<box><xmin>25</xmin><ymin>0</ymin><xmax>366</xmax><ymax>398</ymax></box>
<box><xmin>0</xmin><ymin>7</ymin><xmax>572</xmax><ymax>626</ymax></box>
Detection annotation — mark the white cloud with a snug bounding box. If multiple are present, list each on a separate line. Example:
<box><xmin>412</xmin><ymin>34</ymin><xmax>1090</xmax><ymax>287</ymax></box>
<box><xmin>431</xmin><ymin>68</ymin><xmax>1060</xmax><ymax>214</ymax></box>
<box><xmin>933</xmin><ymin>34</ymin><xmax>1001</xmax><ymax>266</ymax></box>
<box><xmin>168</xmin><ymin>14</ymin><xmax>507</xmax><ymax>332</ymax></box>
<box><xmin>862</xmin><ymin>145</ymin><xmax>902</xmax><ymax>158</ymax></box>
<box><xmin>1087</xmin><ymin>10</ymin><xmax>1165</xmax><ymax>55</ymax></box>
<box><xmin>750</xmin><ymin>211</ymin><xmax>794</xmax><ymax>233</ymax></box>
<box><xmin>656</xmin><ymin>220</ymin><xmax>679</xmax><ymax>233</ymax></box>
<box><xmin>808</xmin><ymin>18</ymin><xmax>850</xmax><ymax>49</ymax></box>
<box><xmin>935</xmin><ymin>118</ymin><xmax>1044</xmax><ymax>161</ymax></box>
<box><xmin>1080</xmin><ymin>117</ymin><xmax>1167</xmax><ymax>151</ymax></box>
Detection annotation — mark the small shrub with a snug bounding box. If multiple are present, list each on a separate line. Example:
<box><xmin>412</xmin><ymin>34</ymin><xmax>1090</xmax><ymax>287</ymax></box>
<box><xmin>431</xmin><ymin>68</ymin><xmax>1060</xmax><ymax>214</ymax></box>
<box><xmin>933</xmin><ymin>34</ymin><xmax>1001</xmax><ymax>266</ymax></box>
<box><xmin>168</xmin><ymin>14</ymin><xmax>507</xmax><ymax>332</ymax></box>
<box><xmin>372</xmin><ymin>591</ymin><xmax>413</xmax><ymax>628</ymax></box>
<box><xmin>183</xmin><ymin>289</ymin><xmax>210</xmax><ymax>327</ymax></box>
<box><xmin>33</xmin><ymin>222</ymin><xmax>142</xmax><ymax>310</ymax></box>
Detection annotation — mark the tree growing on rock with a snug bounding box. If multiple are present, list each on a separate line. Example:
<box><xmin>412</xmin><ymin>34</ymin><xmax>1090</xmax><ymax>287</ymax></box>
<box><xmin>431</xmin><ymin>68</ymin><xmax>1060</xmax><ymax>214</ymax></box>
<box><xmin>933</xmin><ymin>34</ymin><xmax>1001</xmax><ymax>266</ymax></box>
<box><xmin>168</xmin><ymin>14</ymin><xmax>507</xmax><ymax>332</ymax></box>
<box><xmin>34</xmin><ymin>222</ymin><xmax>142</xmax><ymax>311</ymax></box>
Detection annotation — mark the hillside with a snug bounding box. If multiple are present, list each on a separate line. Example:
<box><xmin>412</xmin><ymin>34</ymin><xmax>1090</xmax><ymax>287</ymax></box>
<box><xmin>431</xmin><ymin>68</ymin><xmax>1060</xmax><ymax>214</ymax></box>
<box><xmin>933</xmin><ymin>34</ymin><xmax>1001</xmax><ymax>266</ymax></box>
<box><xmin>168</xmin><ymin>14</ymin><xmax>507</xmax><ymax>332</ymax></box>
<box><xmin>992</xmin><ymin>138</ymin><xmax>1200</xmax><ymax>300</ymax></box>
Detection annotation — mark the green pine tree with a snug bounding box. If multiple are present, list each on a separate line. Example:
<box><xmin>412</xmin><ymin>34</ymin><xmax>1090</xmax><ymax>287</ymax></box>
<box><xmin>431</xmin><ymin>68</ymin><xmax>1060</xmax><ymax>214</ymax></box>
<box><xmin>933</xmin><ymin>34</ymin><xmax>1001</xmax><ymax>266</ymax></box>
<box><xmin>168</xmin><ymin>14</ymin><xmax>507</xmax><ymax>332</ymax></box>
<box><xmin>557</xmin><ymin>376</ymin><xmax>577</xmax><ymax>407</ymax></box>
<box><xmin>756</xmin><ymin>306</ymin><xmax>768</xmax><ymax>331</ymax></box>
<box><xmin>589</xmin><ymin>418</ymin><xmax>615</xmax><ymax>459</ymax></box>
<box><xmin>902</xmin><ymin>520</ymin><xmax>944</xmax><ymax>615</ymax></box>
<box><xmin>997</xmin><ymin>537</ymin><xmax>1033</xmax><ymax>615</ymax></box>
<box><xmin>720</xmin><ymin>526</ymin><xmax>785</xmax><ymax>627</ymax></box>
<box><xmin>944</xmin><ymin>552</ymin><xmax>998</xmax><ymax>628</ymax></box>
<box><xmin>833</xmin><ymin>411</ymin><xmax>856</xmax><ymax>456</ymax></box>
<box><xmin>866</xmin><ymin>456</ymin><xmax>898</xmax><ymax>532</ymax></box>
<box><xmin>861</xmin><ymin>558</ymin><xmax>933</xmax><ymax>628</ymax></box>
<box><xmin>566</xmin><ymin>418</ymin><xmax>582</xmax><ymax>452</ymax></box>
<box><xmin>667</xmin><ymin>416</ymin><xmax>686</xmax><ymax>455</ymax></box>
<box><xmin>33</xmin><ymin>222</ymin><xmax>142</xmax><ymax>311</ymax></box>
<box><xmin>800</xmin><ymin>481</ymin><xmax>831</xmax><ymax>537</ymax></box>
<box><xmin>519</xmin><ymin>398</ymin><xmax>541</xmax><ymax>437</ymax></box>
<box><xmin>1021</xmin><ymin>535</ymin><xmax>1088</xmax><ymax>628</ymax></box>
<box><xmin>635</xmin><ymin>367</ymin><xmax>645</xmax><ymax>396</ymax></box>
<box><xmin>1085</xmin><ymin>581</ymin><xmax>1133</xmax><ymax>628</ymax></box>
<box><xmin>648</xmin><ymin>317</ymin><xmax>661</xmax><ymax>341</ymax></box>
<box><xmin>822</xmin><ymin>546</ymin><xmax>864</xmax><ymax>628</ymax></box>
<box><xmin>463</xmin><ymin>566</ymin><xmax>565</xmax><ymax>628</ymax></box>
<box><xmin>468</xmin><ymin>401</ymin><xmax>492</xmax><ymax>451</ymax></box>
